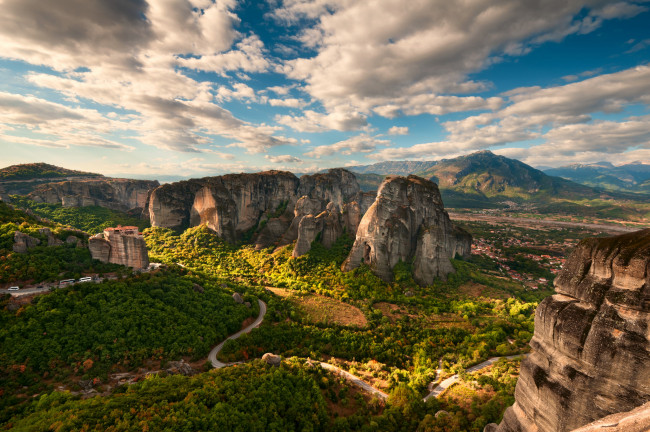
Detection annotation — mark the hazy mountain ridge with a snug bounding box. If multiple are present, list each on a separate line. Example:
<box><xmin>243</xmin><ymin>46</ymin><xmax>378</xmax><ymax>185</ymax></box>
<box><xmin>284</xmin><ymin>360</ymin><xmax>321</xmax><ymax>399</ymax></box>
<box><xmin>344</xmin><ymin>160</ymin><xmax>438</xmax><ymax>175</ymax></box>
<box><xmin>544</xmin><ymin>161</ymin><xmax>650</xmax><ymax>193</ymax></box>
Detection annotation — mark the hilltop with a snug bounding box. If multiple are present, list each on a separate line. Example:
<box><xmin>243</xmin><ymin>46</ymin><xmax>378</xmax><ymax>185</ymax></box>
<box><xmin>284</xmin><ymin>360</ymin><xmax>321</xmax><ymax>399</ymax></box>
<box><xmin>344</xmin><ymin>151</ymin><xmax>650</xmax><ymax>220</ymax></box>
<box><xmin>544</xmin><ymin>161</ymin><xmax>650</xmax><ymax>194</ymax></box>
<box><xmin>0</xmin><ymin>162</ymin><xmax>103</xmax><ymax>181</ymax></box>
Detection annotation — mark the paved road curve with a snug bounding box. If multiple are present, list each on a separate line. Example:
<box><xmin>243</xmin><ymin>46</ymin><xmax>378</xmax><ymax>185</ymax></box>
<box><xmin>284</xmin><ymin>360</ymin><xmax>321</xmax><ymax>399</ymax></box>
<box><xmin>208</xmin><ymin>299</ymin><xmax>267</xmax><ymax>368</ymax></box>
<box><xmin>423</xmin><ymin>354</ymin><xmax>527</xmax><ymax>401</ymax></box>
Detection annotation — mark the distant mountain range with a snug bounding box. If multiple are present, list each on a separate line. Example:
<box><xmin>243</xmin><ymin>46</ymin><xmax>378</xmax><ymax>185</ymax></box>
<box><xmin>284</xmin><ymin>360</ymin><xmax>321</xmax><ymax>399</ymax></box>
<box><xmin>343</xmin><ymin>151</ymin><xmax>650</xmax><ymax>220</ymax></box>
<box><xmin>544</xmin><ymin>162</ymin><xmax>650</xmax><ymax>194</ymax></box>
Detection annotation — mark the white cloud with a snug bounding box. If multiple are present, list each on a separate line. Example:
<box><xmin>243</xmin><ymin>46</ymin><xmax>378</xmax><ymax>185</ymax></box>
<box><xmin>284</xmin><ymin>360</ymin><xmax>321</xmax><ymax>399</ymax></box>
<box><xmin>178</xmin><ymin>34</ymin><xmax>271</xmax><ymax>75</ymax></box>
<box><xmin>265</xmin><ymin>154</ymin><xmax>302</xmax><ymax>163</ymax></box>
<box><xmin>276</xmin><ymin>108</ymin><xmax>368</xmax><ymax>132</ymax></box>
<box><xmin>269</xmin><ymin>98</ymin><xmax>309</xmax><ymax>108</ymax></box>
<box><xmin>387</xmin><ymin>126</ymin><xmax>408</xmax><ymax>135</ymax></box>
<box><xmin>277</xmin><ymin>0</ymin><xmax>646</xmax><ymax>123</ymax></box>
<box><xmin>304</xmin><ymin>134</ymin><xmax>390</xmax><ymax>158</ymax></box>
<box><xmin>215</xmin><ymin>83</ymin><xmax>257</xmax><ymax>102</ymax></box>
<box><xmin>0</xmin><ymin>0</ymin><xmax>296</xmax><ymax>156</ymax></box>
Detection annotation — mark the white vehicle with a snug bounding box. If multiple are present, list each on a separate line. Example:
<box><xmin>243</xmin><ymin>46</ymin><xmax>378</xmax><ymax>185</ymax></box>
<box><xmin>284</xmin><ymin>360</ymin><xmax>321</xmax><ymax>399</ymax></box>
<box><xmin>8</xmin><ymin>286</ymin><xmax>20</xmax><ymax>291</ymax></box>
<box><xmin>78</xmin><ymin>277</ymin><xmax>92</xmax><ymax>283</ymax></box>
<box><xmin>59</xmin><ymin>279</ymin><xmax>75</xmax><ymax>287</ymax></box>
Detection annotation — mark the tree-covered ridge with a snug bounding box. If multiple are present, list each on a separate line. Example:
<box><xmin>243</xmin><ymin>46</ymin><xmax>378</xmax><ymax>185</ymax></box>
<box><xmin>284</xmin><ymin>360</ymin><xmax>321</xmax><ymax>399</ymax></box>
<box><xmin>0</xmin><ymin>163</ymin><xmax>102</xmax><ymax>180</ymax></box>
<box><xmin>7</xmin><ymin>360</ymin><xmax>329</xmax><ymax>432</ymax></box>
<box><xmin>11</xmin><ymin>196</ymin><xmax>149</xmax><ymax>235</ymax></box>
<box><xmin>0</xmin><ymin>271</ymin><xmax>257</xmax><ymax>419</ymax></box>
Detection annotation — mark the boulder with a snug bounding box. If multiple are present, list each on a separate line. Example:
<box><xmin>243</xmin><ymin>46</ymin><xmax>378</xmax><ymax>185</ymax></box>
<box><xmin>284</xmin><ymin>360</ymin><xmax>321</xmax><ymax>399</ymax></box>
<box><xmin>13</xmin><ymin>231</ymin><xmax>40</xmax><ymax>253</ymax></box>
<box><xmin>490</xmin><ymin>229</ymin><xmax>650</xmax><ymax>432</ymax></box>
<box><xmin>232</xmin><ymin>292</ymin><xmax>244</xmax><ymax>304</ymax></box>
<box><xmin>166</xmin><ymin>360</ymin><xmax>194</xmax><ymax>376</ymax></box>
<box><xmin>342</xmin><ymin>175</ymin><xmax>471</xmax><ymax>286</ymax></box>
<box><xmin>66</xmin><ymin>235</ymin><xmax>83</xmax><ymax>247</ymax></box>
<box><xmin>39</xmin><ymin>228</ymin><xmax>63</xmax><ymax>246</ymax></box>
<box><xmin>262</xmin><ymin>353</ymin><xmax>282</xmax><ymax>366</ymax></box>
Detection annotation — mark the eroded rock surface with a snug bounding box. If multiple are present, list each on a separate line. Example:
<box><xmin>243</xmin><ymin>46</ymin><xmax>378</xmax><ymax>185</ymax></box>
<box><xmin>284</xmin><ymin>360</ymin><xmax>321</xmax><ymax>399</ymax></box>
<box><xmin>89</xmin><ymin>226</ymin><xmax>149</xmax><ymax>269</ymax></box>
<box><xmin>29</xmin><ymin>179</ymin><xmax>159</xmax><ymax>212</ymax></box>
<box><xmin>146</xmin><ymin>169</ymin><xmax>363</xmax><ymax>249</ymax></box>
<box><xmin>342</xmin><ymin>175</ymin><xmax>471</xmax><ymax>285</ymax></box>
<box><xmin>488</xmin><ymin>229</ymin><xmax>650</xmax><ymax>432</ymax></box>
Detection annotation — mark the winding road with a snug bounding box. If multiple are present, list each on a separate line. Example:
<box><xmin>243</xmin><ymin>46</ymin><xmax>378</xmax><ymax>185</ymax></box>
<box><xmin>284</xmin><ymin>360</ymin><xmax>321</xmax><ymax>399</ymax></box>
<box><xmin>208</xmin><ymin>299</ymin><xmax>267</xmax><ymax>368</ymax></box>
<box><xmin>207</xmin><ymin>296</ymin><xmax>526</xmax><ymax>402</ymax></box>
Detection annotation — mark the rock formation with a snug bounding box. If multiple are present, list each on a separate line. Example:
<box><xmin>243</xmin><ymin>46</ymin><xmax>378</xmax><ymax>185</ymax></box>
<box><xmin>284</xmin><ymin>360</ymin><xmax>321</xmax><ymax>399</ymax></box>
<box><xmin>487</xmin><ymin>229</ymin><xmax>650</xmax><ymax>432</ymax></box>
<box><xmin>12</xmin><ymin>231</ymin><xmax>40</xmax><ymax>253</ymax></box>
<box><xmin>262</xmin><ymin>353</ymin><xmax>282</xmax><ymax>366</ymax></box>
<box><xmin>89</xmin><ymin>226</ymin><xmax>149</xmax><ymax>269</ymax></box>
<box><xmin>29</xmin><ymin>178</ymin><xmax>159</xmax><ymax>212</ymax></box>
<box><xmin>342</xmin><ymin>175</ymin><xmax>471</xmax><ymax>286</ymax></box>
<box><xmin>145</xmin><ymin>169</ymin><xmax>365</xmax><ymax>251</ymax></box>
<box><xmin>39</xmin><ymin>228</ymin><xmax>63</xmax><ymax>246</ymax></box>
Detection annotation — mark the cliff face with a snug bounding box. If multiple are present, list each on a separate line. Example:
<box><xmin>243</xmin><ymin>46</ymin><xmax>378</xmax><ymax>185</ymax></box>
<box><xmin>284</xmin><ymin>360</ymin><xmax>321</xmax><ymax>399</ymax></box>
<box><xmin>341</xmin><ymin>175</ymin><xmax>471</xmax><ymax>286</ymax></box>
<box><xmin>29</xmin><ymin>179</ymin><xmax>159</xmax><ymax>212</ymax></box>
<box><xmin>89</xmin><ymin>227</ymin><xmax>149</xmax><ymax>269</ymax></box>
<box><xmin>488</xmin><ymin>229</ymin><xmax>650</xmax><ymax>432</ymax></box>
<box><xmin>147</xmin><ymin>169</ymin><xmax>364</xmax><ymax>250</ymax></box>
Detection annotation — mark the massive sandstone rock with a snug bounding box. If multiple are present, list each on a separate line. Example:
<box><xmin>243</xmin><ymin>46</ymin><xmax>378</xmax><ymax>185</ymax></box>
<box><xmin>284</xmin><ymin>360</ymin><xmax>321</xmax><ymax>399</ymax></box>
<box><xmin>342</xmin><ymin>175</ymin><xmax>471</xmax><ymax>286</ymax></box>
<box><xmin>89</xmin><ymin>226</ymin><xmax>149</xmax><ymax>269</ymax></box>
<box><xmin>146</xmin><ymin>169</ymin><xmax>363</xmax><ymax>250</ymax></box>
<box><xmin>487</xmin><ymin>229</ymin><xmax>650</xmax><ymax>432</ymax></box>
<box><xmin>29</xmin><ymin>179</ymin><xmax>159</xmax><ymax>212</ymax></box>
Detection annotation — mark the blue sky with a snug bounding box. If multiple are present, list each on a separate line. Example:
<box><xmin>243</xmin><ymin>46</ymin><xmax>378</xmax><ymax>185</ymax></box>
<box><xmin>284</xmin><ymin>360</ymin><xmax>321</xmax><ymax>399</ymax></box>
<box><xmin>0</xmin><ymin>0</ymin><xmax>649</xmax><ymax>180</ymax></box>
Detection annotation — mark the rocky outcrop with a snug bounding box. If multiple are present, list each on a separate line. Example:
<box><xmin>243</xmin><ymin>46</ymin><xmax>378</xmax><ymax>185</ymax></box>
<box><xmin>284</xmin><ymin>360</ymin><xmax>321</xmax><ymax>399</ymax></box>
<box><xmin>39</xmin><ymin>228</ymin><xmax>63</xmax><ymax>246</ymax></box>
<box><xmin>262</xmin><ymin>353</ymin><xmax>282</xmax><ymax>366</ymax></box>
<box><xmin>29</xmin><ymin>178</ymin><xmax>159</xmax><ymax>212</ymax></box>
<box><xmin>146</xmin><ymin>169</ymin><xmax>363</xmax><ymax>249</ymax></box>
<box><xmin>89</xmin><ymin>226</ymin><xmax>149</xmax><ymax>269</ymax></box>
<box><xmin>342</xmin><ymin>175</ymin><xmax>471</xmax><ymax>286</ymax></box>
<box><xmin>488</xmin><ymin>229</ymin><xmax>650</xmax><ymax>432</ymax></box>
<box><xmin>12</xmin><ymin>231</ymin><xmax>40</xmax><ymax>253</ymax></box>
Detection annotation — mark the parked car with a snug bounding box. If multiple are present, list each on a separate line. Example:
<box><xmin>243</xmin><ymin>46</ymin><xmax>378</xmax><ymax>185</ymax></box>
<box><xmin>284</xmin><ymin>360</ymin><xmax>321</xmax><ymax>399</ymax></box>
<box><xmin>8</xmin><ymin>286</ymin><xmax>20</xmax><ymax>291</ymax></box>
<box><xmin>59</xmin><ymin>279</ymin><xmax>75</xmax><ymax>287</ymax></box>
<box><xmin>78</xmin><ymin>277</ymin><xmax>92</xmax><ymax>283</ymax></box>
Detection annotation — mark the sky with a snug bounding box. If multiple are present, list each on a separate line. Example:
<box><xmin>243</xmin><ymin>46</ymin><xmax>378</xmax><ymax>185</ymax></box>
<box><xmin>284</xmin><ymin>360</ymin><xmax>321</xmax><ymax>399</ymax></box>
<box><xmin>0</xmin><ymin>0</ymin><xmax>649</xmax><ymax>180</ymax></box>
